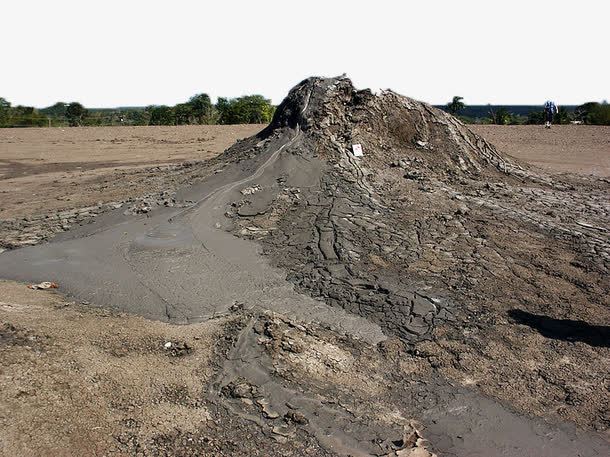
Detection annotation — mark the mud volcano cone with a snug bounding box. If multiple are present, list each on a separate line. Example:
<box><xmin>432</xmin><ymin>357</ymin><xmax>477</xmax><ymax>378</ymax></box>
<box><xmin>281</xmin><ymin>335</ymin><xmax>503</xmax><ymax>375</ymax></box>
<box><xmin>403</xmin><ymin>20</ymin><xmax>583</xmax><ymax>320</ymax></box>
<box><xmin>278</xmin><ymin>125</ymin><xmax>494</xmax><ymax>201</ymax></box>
<box><xmin>264</xmin><ymin>75</ymin><xmax>515</xmax><ymax>174</ymax></box>
<box><xmin>1</xmin><ymin>76</ymin><xmax>607</xmax><ymax>455</ymax></box>
<box><xmin>222</xmin><ymin>76</ymin><xmax>609</xmax><ymax>342</ymax></box>
<box><xmin>222</xmin><ymin>76</ymin><xmax>504</xmax><ymax>340</ymax></box>
<box><xmin>0</xmin><ymin>77</ymin><xmax>608</xmax><ymax>451</ymax></box>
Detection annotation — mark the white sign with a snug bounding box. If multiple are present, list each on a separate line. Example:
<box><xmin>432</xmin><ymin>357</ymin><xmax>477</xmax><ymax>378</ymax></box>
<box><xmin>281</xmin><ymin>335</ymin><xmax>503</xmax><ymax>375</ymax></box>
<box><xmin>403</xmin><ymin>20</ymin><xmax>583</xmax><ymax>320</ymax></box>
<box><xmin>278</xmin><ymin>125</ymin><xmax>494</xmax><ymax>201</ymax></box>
<box><xmin>352</xmin><ymin>143</ymin><xmax>363</xmax><ymax>157</ymax></box>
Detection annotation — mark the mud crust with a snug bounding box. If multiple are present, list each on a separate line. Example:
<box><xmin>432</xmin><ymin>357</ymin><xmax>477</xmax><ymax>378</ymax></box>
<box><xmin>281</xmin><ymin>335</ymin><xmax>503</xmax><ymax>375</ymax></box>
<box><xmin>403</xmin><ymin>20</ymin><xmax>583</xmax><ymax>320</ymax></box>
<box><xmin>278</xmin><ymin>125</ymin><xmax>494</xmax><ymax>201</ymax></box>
<box><xmin>1</xmin><ymin>77</ymin><xmax>608</xmax><ymax>455</ymax></box>
<box><xmin>223</xmin><ymin>77</ymin><xmax>610</xmax><ymax>433</ymax></box>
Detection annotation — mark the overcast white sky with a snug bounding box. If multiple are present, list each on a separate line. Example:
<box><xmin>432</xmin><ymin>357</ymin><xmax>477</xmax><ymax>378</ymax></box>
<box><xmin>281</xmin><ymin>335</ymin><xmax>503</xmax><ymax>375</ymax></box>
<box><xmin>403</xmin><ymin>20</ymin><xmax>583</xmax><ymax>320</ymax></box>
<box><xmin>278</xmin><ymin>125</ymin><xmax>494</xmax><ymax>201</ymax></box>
<box><xmin>2</xmin><ymin>0</ymin><xmax>608</xmax><ymax>108</ymax></box>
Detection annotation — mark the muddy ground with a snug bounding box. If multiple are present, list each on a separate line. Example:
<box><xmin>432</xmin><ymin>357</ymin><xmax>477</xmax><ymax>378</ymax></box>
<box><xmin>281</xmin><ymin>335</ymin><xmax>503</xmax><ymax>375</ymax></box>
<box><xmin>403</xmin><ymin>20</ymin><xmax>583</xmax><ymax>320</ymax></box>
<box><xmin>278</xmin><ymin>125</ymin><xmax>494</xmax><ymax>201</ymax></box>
<box><xmin>0</xmin><ymin>279</ymin><xmax>363</xmax><ymax>456</ymax></box>
<box><xmin>1</xmin><ymin>124</ymin><xmax>608</xmax><ymax>249</ymax></box>
<box><xmin>1</xmin><ymin>124</ymin><xmax>607</xmax><ymax>220</ymax></box>
<box><xmin>1</xmin><ymin>279</ymin><xmax>605</xmax><ymax>456</ymax></box>
<box><xmin>0</xmin><ymin>81</ymin><xmax>609</xmax><ymax>457</ymax></box>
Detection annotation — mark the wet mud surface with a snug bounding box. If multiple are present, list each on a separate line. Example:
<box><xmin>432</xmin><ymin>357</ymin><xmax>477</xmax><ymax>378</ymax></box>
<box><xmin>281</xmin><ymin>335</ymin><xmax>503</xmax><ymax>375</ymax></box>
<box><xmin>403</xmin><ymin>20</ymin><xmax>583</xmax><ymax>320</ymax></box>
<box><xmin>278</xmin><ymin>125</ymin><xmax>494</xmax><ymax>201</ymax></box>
<box><xmin>1</xmin><ymin>77</ymin><xmax>609</xmax><ymax>455</ymax></box>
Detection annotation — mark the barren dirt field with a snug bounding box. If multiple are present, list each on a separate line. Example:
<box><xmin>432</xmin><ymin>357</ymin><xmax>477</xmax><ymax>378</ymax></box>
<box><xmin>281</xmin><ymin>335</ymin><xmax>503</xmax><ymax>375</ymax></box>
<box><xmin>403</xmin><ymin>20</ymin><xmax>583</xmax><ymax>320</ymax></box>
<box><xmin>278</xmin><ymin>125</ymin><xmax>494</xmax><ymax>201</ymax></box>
<box><xmin>1</xmin><ymin>83</ymin><xmax>609</xmax><ymax>457</ymax></box>
<box><xmin>471</xmin><ymin>125</ymin><xmax>610</xmax><ymax>177</ymax></box>
<box><xmin>0</xmin><ymin>125</ymin><xmax>263</xmax><ymax>219</ymax></box>
<box><xmin>1</xmin><ymin>125</ymin><xmax>608</xmax><ymax>222</ymax></box>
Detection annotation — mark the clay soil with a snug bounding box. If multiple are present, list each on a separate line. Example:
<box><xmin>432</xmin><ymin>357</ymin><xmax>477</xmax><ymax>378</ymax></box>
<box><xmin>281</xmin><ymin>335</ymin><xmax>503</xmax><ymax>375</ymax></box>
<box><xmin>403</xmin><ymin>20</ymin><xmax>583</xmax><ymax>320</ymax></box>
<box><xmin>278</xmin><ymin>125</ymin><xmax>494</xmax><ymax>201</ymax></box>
<box><xmin>1</xmin><ymin>125</ymin><xmax>608</xmax><ymax>222</ymax></box>
<box><xmin>0</xmin><ymin>125</ymin><xmax>263</xmax><ymax>219</ymax></box>
<box><xmin>1</xmin><ymin>115</ymin><xmax>609</xmax><ymax>456</ymax></box>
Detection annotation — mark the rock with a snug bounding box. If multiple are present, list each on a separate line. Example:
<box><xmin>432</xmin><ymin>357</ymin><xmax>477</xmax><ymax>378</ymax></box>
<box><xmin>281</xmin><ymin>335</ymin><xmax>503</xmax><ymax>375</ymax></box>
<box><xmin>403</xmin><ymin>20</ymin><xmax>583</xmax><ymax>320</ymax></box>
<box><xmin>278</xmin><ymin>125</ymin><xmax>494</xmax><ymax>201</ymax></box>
<box><xmin>284</xmin><ymin>411</ymin><xmax>309</xmax><ymax>425</ymax></box>
<box><xmin>272</xmin><ymin>425</ymin><xmax>295</xmax><ymax>437</ymax></box>
<box><xmin>256</xmin><ymin>398</ymin><xmax>281</xmax><ymax>419</ymax></box>
<box><xmin>162</xmin><ymin>341</ymin><xmax>192</xmax><ymax>357</ymax></box>
<box><xmin>411</xmin><ymin>296</ymin><xmax>436</xmax><ymax>317</ymax></box>
<box><xmin>222</xmin><ymin>379</ymin><xmax>257</xmax><ymax>399</ymax></box>
<box><xmin>240</xmin><ymin>184</ymin><xmax>261</xmax><ymax>195</ymax></box>
<box><xmin>404</xmin><ymin>171</ymin><xmax>422</xmax><ymax>181</ymax></box>
<box><xmin>27</xmin><ymin>281</ymin><xmax>59</xmax><ymax>290</ymax></box>
<box><xmin>455</xmin><ymin>204</ymin><xmax>469</xmax><ymax>216</ymax></box>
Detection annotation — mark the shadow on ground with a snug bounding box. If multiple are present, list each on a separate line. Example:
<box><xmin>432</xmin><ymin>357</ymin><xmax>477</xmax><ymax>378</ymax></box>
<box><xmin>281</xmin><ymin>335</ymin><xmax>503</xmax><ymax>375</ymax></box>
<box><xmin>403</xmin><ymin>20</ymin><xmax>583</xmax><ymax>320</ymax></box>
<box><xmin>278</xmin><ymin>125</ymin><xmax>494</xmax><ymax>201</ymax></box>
<box><xmin>509</xmin><ymin>309</ymin><xmax>610</xmax><ymax>348</ymax></box>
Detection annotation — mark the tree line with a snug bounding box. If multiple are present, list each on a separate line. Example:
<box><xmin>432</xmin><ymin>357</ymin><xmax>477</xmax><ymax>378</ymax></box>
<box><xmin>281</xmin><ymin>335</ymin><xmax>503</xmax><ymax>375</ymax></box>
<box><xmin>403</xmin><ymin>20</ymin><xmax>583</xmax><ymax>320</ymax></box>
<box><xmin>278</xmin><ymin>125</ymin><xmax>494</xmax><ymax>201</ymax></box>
<box><xmin>0</xmin><ymin>93</ymin><xmax>276</xmax><ymax>128</ymax></box>
<box><xmin>2</xmin><ymin>93</ymin><xmax>608</xmax><ymax>128</ymax></box>
<box><xmin>445</xmin><ymin>96</ymin><xmax>610</xmax><ymax>125</ymax></box>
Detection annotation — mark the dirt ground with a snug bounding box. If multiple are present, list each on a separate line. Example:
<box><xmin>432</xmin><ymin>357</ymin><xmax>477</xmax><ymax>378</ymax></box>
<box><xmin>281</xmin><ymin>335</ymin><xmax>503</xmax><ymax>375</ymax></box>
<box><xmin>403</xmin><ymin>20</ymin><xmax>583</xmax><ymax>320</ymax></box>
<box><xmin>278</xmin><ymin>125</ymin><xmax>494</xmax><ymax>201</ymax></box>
<box><xmin>0</xmin><ymin>279</ymin><xmax>438</xmax><ymax>457</ymax></box>
<box><xmin>0</xmin><ymin>280</ymin><xmax>223</xmax><ymax>456</ymax></box>
<box><xmin>471</xmin><ymin>125</ymin><xmax>610</xmax><ymax>177</ymax></box>
<box><xmin>1</xmin><ymin>125</ymin><xmax>608</xmax><ymax>222</ymax></box>
<box><xmin>0</xmin><ymin>125</ymin><xmax>263</xmax><ymax>219</ymax></box>
<box><xmin>1</xmin><ymin>96</ymin><xmax>609</xmax><ymax>457</ymax></box>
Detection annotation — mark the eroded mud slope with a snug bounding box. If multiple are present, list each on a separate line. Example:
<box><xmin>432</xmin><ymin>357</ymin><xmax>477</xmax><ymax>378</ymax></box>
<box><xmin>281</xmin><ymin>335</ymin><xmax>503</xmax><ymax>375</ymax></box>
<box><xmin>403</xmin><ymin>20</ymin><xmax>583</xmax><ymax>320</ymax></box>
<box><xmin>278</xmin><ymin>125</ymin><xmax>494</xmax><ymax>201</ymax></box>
<box><xmin>222</xmin><ymin>77</ymin><xmax>610</xmax><ymax>434</ymax></box>
<box><xmin>1</xmin><ymin>76</ymin><xmax>608</xmax><ymax>456</ymax></box>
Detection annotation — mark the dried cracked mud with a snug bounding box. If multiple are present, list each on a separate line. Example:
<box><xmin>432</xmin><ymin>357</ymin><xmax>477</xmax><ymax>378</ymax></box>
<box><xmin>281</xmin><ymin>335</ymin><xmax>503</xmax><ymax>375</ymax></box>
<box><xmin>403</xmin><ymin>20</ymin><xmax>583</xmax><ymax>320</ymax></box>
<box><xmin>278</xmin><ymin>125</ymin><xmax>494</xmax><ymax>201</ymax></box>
<box><xmin>1</xmin><ymin>77</ymin><xmax>609</xmax><ymax>456</ymax></box>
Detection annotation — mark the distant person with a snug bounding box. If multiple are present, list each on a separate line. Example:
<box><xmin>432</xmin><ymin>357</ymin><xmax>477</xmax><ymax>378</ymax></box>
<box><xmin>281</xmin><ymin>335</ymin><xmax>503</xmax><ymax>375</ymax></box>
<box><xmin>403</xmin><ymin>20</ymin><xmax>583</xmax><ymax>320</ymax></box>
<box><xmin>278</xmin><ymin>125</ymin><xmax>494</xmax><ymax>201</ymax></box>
<box><xmin>543</xmin><ymin>100</ymin><xmax>558</xmax><ymax>129</ymax></box>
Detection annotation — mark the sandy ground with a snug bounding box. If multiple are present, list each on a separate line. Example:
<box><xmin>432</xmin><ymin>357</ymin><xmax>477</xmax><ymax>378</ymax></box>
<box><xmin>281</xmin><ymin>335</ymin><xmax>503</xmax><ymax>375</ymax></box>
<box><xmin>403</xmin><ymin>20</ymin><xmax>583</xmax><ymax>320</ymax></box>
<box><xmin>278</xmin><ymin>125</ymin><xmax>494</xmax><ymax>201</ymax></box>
<box><xmin>0</xmin><ymin>280</ymin><xmax>222</xmax><ymax>456</ymax></box>
<box><xmin>0</xmin><ymin>125</ymin><xmax>263</xmax><ymax>219</ymax></box>
<box><xmin>471</xmin><ymin>125</ymin><xmax>610</xmax><ymax>177</ymax></box>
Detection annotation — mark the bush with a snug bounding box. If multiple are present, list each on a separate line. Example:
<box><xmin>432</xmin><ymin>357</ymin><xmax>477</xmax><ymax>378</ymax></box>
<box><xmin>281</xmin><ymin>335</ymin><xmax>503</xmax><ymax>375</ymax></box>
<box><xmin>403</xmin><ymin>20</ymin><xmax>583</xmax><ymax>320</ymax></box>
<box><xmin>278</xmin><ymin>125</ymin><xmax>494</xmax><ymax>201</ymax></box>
<box><xmin>146</xmin><ymin>105</ymin><xmax>175</xmax><ymax>125</ymax></box>
<box><xmin>588</xmin><ymin>104</ymin><xmax>610</xmax><ymax>125</ymax></box>
<box><xmin>575</xmin><ymin>102</ymin><xmax>610</xmax><ymax>125</ymax></box>
<box><xmin>4</xmin><ymin>105</ymin><xmax>47</xmax><ymax>127</ymax></box>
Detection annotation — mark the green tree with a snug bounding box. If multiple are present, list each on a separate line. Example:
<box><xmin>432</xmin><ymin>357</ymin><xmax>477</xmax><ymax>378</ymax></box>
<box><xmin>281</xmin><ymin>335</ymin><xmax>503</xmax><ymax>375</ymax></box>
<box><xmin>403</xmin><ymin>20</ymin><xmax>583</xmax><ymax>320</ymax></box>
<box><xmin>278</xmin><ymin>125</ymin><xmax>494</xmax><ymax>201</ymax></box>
<box><xmin>575</xmin><ymin>102</ymin><xmax>610</xmax><ymax>125</ymax></box>
<box><xmin>146</xmin><ymin>105</ymin><xmax>175</xmax><ymax>125</ymax></box>
<box><xmin>9</xmin><ymin>106</ymin><xmax>47</xmax><ymax>127</ymax></box>
<box><xmin>40</xmin><ymin>102</ymin><xmax>68</xmax><ymax>118</ymax></box>
<box><xmin>173</xmin><ymin>103</ymin><xmax>194</xmax><ymax>125</ymax></box>
<box><xmin>589</xmin><ymin>103</ymin><xmax>610</xmax><ymax>125</ymax></box>
<box><xmin>447</xmin><ymin>96</ymin><xmax>465</xmax><ymax>115</ymax></box>
<box><xmin>574</xmin><ymin>102</ymin><xmax>597</xmax><ymax>123</ymax></box>
<box><xmin>83</xmin><ymin>111</ymin><xmax>106</xmax><ymax>126</ymax></box>
<box><xmin>0</xmin><ymin>97</ymin><xmax>11</xmax><ymax>126</ymax></box>
<box><xmin>555</xmin><ymin>106</ymin><xmax>571</xmax><ymax>125</ymax></box>
<box><xmin>125</xmin><ymin>109</ymin><xmax>150</xmax><ymax>126</ymax></box>
<box><xmin>65</xmin><ymin>102</ymin><xmax>88</xmax><ymax>126</ymax></box>
<box><xmin>489</xmin><ymin>106</ymin><xmax>512</xmax><ymax>125</ymax></box>
<box><xmin>187</xmin><ymin>93</ymin><xmax>214</xmax><ymax>124</ymax></box>
<box><xmin>526</xmin><ymin>110</ymin><xmax>545</xmax><ymax>124</ymax></box>
<box><xmin>215</xmin><ymin>97</ymin><xmax>231</xmax><ymax>123</ymax></box>
<box><xmin>216</xmin><ymin>95</ymin><xmax>275</xmax><ymax>124</ymax></box>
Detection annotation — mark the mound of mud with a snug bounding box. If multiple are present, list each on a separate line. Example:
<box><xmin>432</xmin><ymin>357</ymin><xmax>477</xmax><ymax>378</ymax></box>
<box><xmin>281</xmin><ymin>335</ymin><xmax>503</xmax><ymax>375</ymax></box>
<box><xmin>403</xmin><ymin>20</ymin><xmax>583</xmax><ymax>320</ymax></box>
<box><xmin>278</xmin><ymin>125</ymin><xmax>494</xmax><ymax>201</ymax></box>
<box><xmin>218</xmin><ymin>77</ymin><xmax>609</xmax><ymax>441</ymax></box>
<box><xmin>223</xmin><ymin>76</ymin><xmax>609</xmax><ymax>343</ymax></box>
<box><xmin>1</xmin><ymin>76</ymin><xmax>609</xmax><ymax>455</ymax></box>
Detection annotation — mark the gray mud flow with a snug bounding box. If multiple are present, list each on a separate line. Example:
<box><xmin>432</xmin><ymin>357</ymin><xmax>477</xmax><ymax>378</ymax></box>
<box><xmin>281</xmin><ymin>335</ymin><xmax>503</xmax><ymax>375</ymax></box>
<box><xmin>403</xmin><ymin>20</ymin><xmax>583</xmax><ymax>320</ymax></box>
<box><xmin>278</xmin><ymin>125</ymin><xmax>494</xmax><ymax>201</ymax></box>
<box><xmin>1</xmin><ymin>76</ymin><xmax>608</xmax><ymax>456</ymax></box>
<box><xmin>211</xmin><ymin>311</ymin><xmax>608</xmax><ymax>457</ymax></box>
<box><xmin>0</xmin><ymin>126</ymin><xmax>382</xmax><ymax>344</ymax></box>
